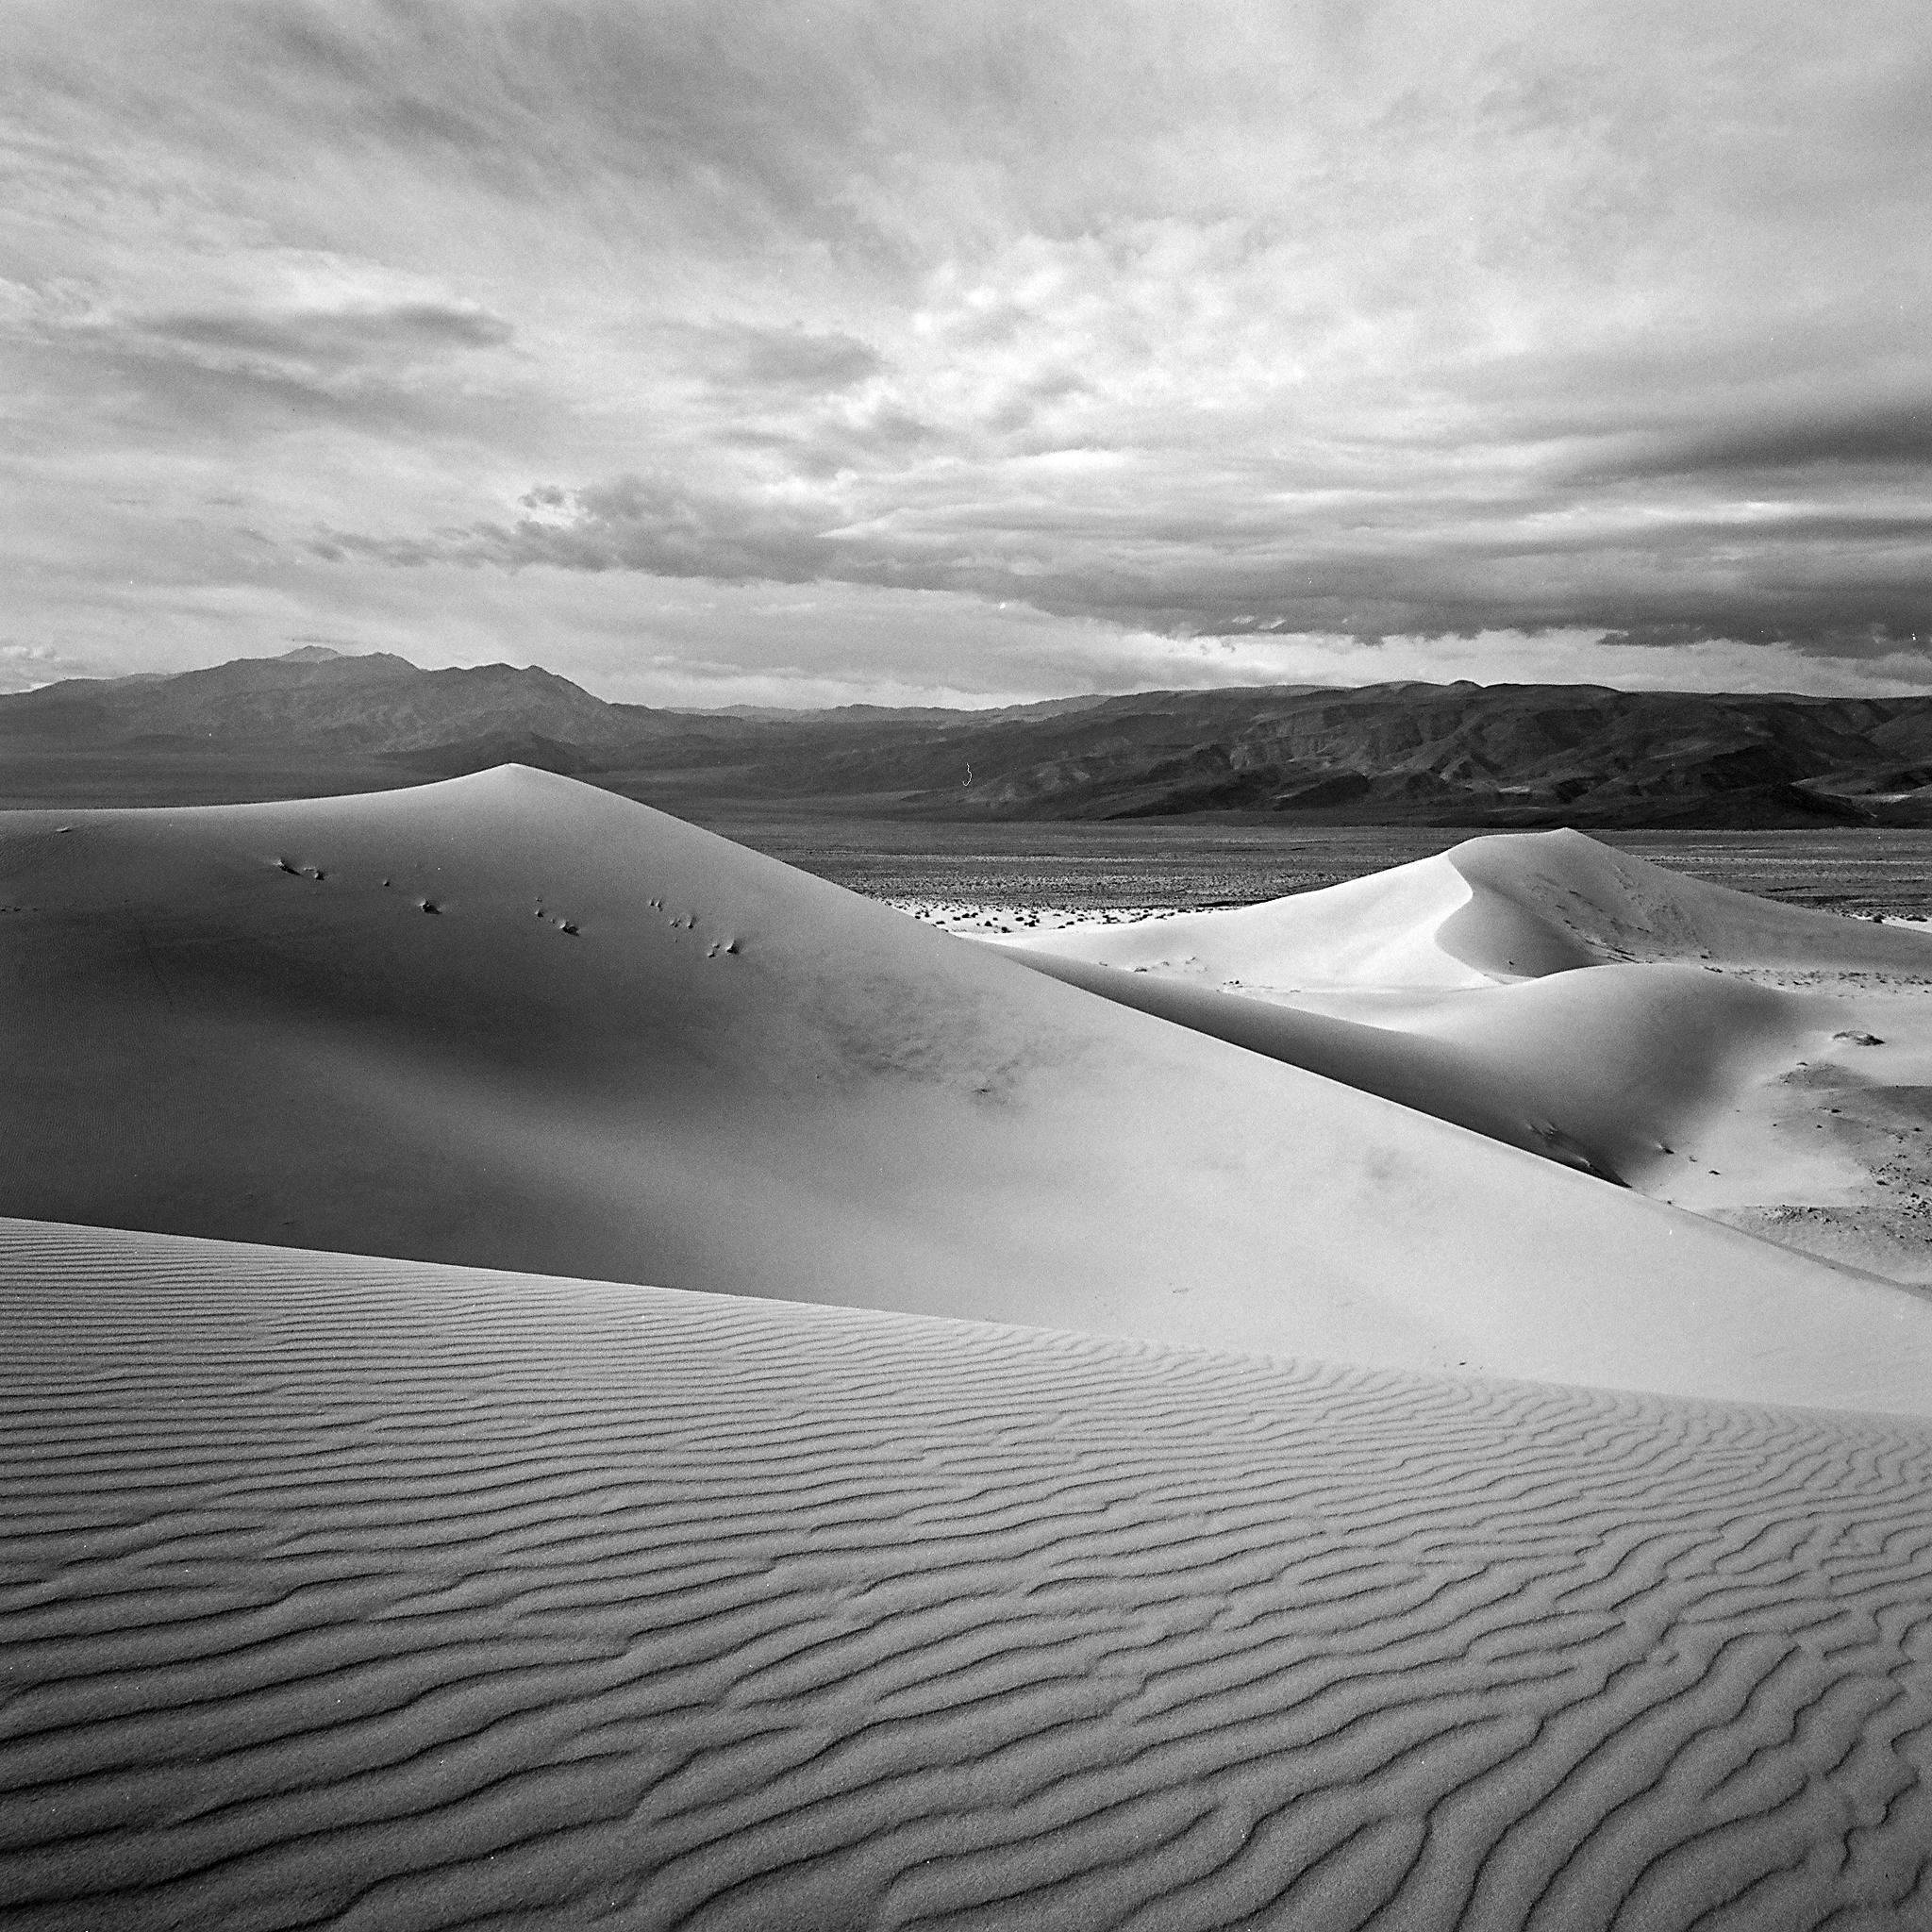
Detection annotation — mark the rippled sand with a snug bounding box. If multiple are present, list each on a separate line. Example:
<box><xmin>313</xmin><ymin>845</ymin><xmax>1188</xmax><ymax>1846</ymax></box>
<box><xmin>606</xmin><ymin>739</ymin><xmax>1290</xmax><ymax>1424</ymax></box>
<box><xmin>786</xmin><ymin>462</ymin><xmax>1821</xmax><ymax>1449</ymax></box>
<box><xmin>8</xmin><ymin>773</ymin><xmax>1932</xmax><ymax>1927</ymax></box>
<box><xmin>5</xmin><ymin>1218</ymin><xmax>1931</xmax><ymax>1929</ymax></box>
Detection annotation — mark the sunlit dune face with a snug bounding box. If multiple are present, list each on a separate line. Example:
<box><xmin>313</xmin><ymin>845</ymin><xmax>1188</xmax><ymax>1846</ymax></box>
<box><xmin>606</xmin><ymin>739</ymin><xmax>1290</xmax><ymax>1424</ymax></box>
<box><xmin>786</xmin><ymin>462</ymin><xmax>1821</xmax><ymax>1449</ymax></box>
<box><xmin>5</xmin><ymin>767</ymin><xmax>1931</xmax><ymax>1414</ymax></box>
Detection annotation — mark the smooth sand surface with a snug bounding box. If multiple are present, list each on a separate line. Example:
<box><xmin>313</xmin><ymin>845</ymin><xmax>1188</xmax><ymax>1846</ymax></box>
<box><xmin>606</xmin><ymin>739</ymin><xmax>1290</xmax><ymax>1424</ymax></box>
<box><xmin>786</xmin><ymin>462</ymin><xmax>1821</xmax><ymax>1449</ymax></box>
<box><xmin>1005</xmin><ymin>829</ymin><xmax>1932</xmax><ymax>1288</ymax></box>
<box><xmin>1014</xmin><ymin>829</ymin><xmax>1932</xmax><ymax>989</ymax></box>
<box><xmin>991</xmin><ymin>948</ymin><xmax>1808</xmax><ymax>1188</ymax></box>
<box><xmin>7</xmin><ymin>766</ymin><xmax>1932</xmax><ymax>1410</ymax></box>
<box><xmin>5</xmin><ymin>1215</ymin><xmax>1932</xmax><ymax>1930</ymax></box>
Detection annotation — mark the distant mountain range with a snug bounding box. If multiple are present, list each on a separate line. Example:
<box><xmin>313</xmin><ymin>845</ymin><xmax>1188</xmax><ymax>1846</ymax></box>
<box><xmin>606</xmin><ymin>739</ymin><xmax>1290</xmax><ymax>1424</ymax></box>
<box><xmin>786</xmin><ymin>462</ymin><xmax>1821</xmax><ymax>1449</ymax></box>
<box><xmin>8</xmin><ymin>645</ymin><xmax>1932</xmax><ymax>826</ymax></box>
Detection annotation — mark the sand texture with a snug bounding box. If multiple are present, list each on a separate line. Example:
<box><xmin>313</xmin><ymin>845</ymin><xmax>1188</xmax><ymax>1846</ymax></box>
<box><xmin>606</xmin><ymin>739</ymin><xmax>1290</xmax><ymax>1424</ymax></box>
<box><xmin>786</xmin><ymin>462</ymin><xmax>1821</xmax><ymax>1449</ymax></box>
<box><xmin>4</xmin><ymin>1215</ymin><xmax>1932</xmax><ymax>1930</ymax></box>
<box><xmin>1004</xmin><ymin>829</ymin><xmax>1932</xmax><ymax>1288</ymax></box>
<box><xmin>7</xmin><ymin>766</ymin><xmax>1931</xmax><ymax>1409</ymax></box>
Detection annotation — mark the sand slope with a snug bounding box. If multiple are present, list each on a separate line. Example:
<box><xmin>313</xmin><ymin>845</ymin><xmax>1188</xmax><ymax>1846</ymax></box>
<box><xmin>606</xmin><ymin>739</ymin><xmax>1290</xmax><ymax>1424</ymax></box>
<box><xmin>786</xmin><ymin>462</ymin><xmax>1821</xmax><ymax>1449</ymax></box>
<box><xmin>994</xmin><ymin>947</ymin><xmax>1814</xmax><ymax>1188</ymax></box>
<box><xmin>1445</xmin><ymin>830</ymin><xmax>1932</xmax><ymax>976</ymax></box>
<box><xmin>1016</xmin><ymin>827</ymin><xmax>1932</xmax><ymax>991</ymax></box>
<box><xmin>4</xmin><ymin>766</ymin><xmax>1932</xmax><ymax>1409</ymax></box>
<box><xmin>1006</xmin><ymin>828</ymin><xmax>1932</xmax><ymax>1282</ymax></box>
<box><xmin>4</xmin><ymin>1216</ymin><xmax>1931</xmax><ymax>1929</ymax></box>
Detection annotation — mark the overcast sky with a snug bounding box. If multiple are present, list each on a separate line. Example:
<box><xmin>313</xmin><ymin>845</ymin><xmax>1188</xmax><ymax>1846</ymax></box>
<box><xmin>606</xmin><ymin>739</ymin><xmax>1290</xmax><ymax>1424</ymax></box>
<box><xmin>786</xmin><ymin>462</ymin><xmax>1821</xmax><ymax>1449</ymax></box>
<box><xmin>6</xmin><ymin>1</ymin><xmax>1929</xmax><ymax>706</ymax></box>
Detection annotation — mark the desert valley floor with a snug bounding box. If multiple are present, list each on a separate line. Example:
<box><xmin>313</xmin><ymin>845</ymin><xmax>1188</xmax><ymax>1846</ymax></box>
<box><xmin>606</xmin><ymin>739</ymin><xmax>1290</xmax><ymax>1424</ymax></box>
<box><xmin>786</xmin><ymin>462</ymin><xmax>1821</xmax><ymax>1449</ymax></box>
<box><xmin>7</xmin><ymin>767</ymin><xmax>1932</xmax><ymax>1928</ymax></box>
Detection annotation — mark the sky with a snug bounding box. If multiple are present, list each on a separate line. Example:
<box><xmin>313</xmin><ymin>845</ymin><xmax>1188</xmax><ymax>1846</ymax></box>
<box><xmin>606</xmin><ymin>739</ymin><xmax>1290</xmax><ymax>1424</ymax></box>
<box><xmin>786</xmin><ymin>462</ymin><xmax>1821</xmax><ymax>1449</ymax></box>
<box><xmin>5</xmin><ymin>0</ymin><xmax>1930</xmax><ymax>708</ymax></box>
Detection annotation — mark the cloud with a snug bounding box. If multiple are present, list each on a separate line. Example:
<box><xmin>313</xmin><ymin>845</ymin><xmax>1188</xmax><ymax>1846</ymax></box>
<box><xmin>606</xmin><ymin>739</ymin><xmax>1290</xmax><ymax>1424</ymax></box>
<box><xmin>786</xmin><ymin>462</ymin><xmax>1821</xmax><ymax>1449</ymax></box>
<box><xmin>146</xmin><ymin>301</ymin><xmax>513</xmax><ymax>370</ymax></box>
<box><xmin>1579</xmin><ymin>402</ymin><xmax>1932</xmax><ymax>482</ymax></box>
<box><xmin>326</xmin><ymin>473</ymin><xmax>838</xmax><ymax>580</ymax></box>
<box><xmin>677</xmin><ymin>323</ymin><xmax>882</xmax><ymax>393</ymax></box>
<box><xmin>0</xmin><ymin>641</ymin><xmax>85</xmax><ymax>692</ymax></box>
<box><xmin>4</xmin><ymin>221</ymin><xmax>525</xmax><ymax>462</ymax></box>
<box><xmin>67</xmin><ymin>285</ymin><xmax>518</xmax><ymax>427</ymax></box>
<box><xmin>314</xmin><ymin>453</ymin><xmax>1932</xmax><ymax>658</ymax></box>
<box><xmin>8</xmin><ymin>0</ymin><xmax>1932</xmax><ymax>698</ymax></box>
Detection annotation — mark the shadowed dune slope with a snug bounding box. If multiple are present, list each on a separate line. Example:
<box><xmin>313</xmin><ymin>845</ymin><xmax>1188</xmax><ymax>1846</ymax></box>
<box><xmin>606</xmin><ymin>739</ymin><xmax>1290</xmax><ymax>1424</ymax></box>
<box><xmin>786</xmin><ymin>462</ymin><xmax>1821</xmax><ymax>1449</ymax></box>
<box><xmin>4</xmin><ymin>766</ymin><xmax>1932</xmax><ymax>1409</ymax></box>
<box><xmin>991</xmin><ymin>949</ymin><xmax>1808</xmax><ymax>1188</ymax></box>
<box><xmin>1000</xmin><ymin>827</ymin><xmax>1932</xmax><ymax>1222</ymax></box>
<box><xmin>1442</xmin><ymin>831</ymin><xmax>1932</xmax><ymax>976</ymax></box>
<box><xmin>1020</xmin><ymin>843</ymin><xmax>1508</xmax><ymax>989</ymax></box>
<box><xmin>4</xmin><ymin>1218</ymin><xmax>1932</xmax><ymax>1930</ymax></box>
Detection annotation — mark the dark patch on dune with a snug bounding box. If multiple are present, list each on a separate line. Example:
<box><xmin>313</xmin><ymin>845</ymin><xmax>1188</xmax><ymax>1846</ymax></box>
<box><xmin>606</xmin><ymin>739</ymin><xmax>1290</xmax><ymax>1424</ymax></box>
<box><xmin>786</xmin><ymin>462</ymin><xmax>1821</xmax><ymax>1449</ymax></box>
<box><xmin>798</xmin><ymin>967</ymin><xmax>1071</xmax><ymax>1107</ymax></box>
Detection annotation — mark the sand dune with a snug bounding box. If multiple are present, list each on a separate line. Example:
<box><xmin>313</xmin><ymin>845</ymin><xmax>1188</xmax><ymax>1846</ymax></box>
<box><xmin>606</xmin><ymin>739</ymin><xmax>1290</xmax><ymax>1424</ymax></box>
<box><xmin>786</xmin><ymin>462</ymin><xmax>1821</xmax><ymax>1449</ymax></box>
<box><xmin>4</xmin><ymin>1215</ymin><xmax>1931</xmax><ymax>1930</ymax></box>
<box><xmin>4</xmin><ymin>765</ymin><xmax>1931</xmax><ymax>1410</ymax></box>
<box><xmin>11</xmin><ymin>781</ymin><xmax>1932</xmax><ymax>1925</ymax></box>
<box><xmin>1445</xmin><ymin>831</ymin><xmax>1932</xmax><ymax>976</ymax></box>
<box><xmin>1015</xmin><ymin>827</ymin><xmax>1932</xmax><ymax>991</ymax></box>
<box><xmin>1006</xmin><ymin>829</ymin><xmax>1932</xmax><ymax>1284</ymax></box>
<box><xmin>993</xmin><ymin>948</ymin><xmax>1812</xmax><ymax>1188</ymax></box>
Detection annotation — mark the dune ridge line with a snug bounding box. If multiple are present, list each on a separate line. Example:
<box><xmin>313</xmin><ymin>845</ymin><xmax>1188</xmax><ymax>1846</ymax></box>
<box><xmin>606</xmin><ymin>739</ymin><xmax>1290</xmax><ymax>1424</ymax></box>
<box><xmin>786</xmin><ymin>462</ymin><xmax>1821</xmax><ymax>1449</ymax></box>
<box><xmin>6</xmin><ymin>767</ymin><xmax>1932</xmax><ymax>1412</ymax></box>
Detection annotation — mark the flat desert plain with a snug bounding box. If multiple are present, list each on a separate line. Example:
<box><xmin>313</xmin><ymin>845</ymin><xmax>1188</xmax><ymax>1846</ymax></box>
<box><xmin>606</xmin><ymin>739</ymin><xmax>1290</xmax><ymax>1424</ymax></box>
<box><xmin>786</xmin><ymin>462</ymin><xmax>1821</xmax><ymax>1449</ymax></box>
<box><xmin>6</xmin><ymin>766</ymin><xmax>1932</xmax><ymax>1927</ymax></box>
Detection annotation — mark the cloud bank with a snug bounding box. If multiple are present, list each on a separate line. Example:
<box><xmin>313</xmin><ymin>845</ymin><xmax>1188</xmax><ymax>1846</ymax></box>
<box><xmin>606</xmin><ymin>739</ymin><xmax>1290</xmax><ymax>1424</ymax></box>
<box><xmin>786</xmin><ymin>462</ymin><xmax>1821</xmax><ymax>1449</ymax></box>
<box><xmin>5</xmin><ymin>0</ymin><xmax>1930</xmax><ymax>700</ymax></box>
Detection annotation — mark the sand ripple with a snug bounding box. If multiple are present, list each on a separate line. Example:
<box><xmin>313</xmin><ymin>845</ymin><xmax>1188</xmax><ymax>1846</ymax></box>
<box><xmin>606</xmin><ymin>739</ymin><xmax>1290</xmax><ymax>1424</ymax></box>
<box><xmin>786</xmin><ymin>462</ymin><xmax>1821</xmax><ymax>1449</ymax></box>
<box><xmin>4</xmin><ymin>1217</ymin><xmax>1931</xmax><ymax>1928</ymax></box>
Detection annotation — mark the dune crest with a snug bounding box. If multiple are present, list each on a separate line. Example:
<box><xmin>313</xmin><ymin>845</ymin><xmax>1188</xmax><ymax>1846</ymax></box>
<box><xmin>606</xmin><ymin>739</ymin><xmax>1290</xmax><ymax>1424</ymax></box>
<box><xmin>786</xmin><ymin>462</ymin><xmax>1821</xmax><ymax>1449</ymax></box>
<box><xmin>992</xmin><ymin>948</ymin><xmax>1810</xmax><ymax>1190</ymax></box>
<box><xmin>5</xmin><ymin>766</ymin><xmax>1932</xmax><ymax>1410</ymax></box>
<box><xmin>1444</xmin><ymin>828</ymin><xmax>1932</xmax><ymax>975</ymax></box>
<box><xmin>1023</xmin><ymin>846</ymin><xmax>1502</xmax><ymax>990</ymax></box>
<box><xmin>1003</xmin><ymin>827</ymin><xmax>1932</xmax><ymax>1284</ymax></box>
<box><xmin>1019</xmin><ymin>827</ymin><xmax>1932</xmax><ymax>991</ymax></box>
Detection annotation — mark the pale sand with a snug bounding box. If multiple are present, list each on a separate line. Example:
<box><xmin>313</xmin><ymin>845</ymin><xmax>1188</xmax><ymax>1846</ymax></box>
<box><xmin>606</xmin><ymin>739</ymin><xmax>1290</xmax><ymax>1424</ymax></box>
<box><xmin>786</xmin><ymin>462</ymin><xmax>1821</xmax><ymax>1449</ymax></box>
<box><xmin>1002</xmin><ymin>828</ymin><xmax>1932</xmax><ymax>1290</ymax></box>
<box><xmin>11</xmin><ymin>781</ymin><xmax>1932</xmax><ymax>1927</ymax></box>
<box><xmin>6</xmin><ymin>766</ymin><xmax>1930</xmax><ymax>1410</ymax></box>
<box><xmin>1008</xmin><ymin>829</ymin><xmax>1932</xmax><ymax>988</ymax></box>
<box><xmin>4</xmin><ymin>1215</ymin><xmax>1931</xmax><ymax>1930</ymax></box>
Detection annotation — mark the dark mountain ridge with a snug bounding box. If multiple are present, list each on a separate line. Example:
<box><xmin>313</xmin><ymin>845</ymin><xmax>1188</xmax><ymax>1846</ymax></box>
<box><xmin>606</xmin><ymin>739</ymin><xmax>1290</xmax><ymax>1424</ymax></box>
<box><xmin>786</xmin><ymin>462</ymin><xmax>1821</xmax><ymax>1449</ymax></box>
<box><xmin>7</xmin><ymin>647</ymin><xmax>1932</xmax><ymax>827</ymax></box>
<box><xmin>2</xmin><ymin>649</ymin><xmax>643</xmax><ymax>755</ymax></box>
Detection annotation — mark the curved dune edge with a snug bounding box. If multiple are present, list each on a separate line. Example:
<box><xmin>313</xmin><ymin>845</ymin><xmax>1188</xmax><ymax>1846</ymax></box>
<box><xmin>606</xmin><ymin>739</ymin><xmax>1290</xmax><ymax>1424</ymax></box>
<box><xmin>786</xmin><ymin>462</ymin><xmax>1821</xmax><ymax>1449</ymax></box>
<box><xmin>1019</xmin><ymin>844</ymin><xmax>1496</xmax><ymax>989</ymax></box>
<box><xmin>990</xmin><ymin>947</ymin><xmax>1812</xmax><ymax>1188</ymax></box>
<box><xmin>9</xmin><ymin>765</ymin><xmax>1932</xmax><ymax>1414</ymax></box>
<box><xmin>1443</xmin><ymin>830</ymin><xmax>1932</xmax><ymax>978</ymax></box>
<box><xmin>4</xmin><ymin>1216</ymin><xmax>1931</xmax><ymax>1931</ymax></box>
<box><xmin>1016</xmin><ymin>827</ymin><xmax>1932</xmax><ymax>989</ymax></box>
<box><xmin>1001</xmin><ymin>827</ymin><xmax>1932</xmax><ymax>1285</ymax></box>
